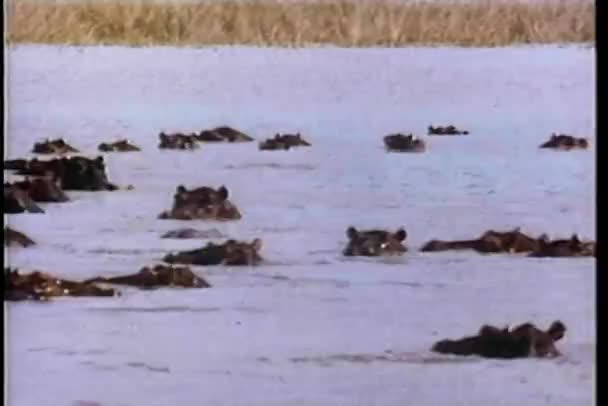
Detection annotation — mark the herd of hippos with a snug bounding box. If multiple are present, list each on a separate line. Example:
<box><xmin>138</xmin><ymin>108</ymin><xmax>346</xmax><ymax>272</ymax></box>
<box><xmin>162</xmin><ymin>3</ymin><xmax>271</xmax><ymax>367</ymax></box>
<box><xmin>4</xmin><ymin>125</ymin><xmax>594</xmax><ymax>360</ymax></box>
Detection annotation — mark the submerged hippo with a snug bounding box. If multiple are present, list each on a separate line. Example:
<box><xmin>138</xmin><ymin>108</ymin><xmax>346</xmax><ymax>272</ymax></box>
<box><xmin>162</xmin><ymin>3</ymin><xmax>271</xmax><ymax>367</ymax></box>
<box><xmin>4</xmin><ymin>268</ymin><xmax>116</xmax><ymax>301</ymax></box>
<box><xmin>539</xmin><ymin>134</ymin><xmax>588</xmax><ymax>150</ymax></box>
<box><xmin>420</xmin><ymin>228</ymin><xmax>540</xmax><ymax>254</ymax></box>
<box><xmin>158</xmin><ymin>132</ymin><xmax>199</xmax><ymax>150</ymax></box>
<box><xmin>4</xmin><ymin>227</ymin><xmax>35</xmax><ymax>247</ymax></box>
<box><xmin>11</xmin><ymin>156</ymin><xmax>119</xmax><ymax>191</ymax></box>
<box><xmin>431</xmin><ymin>320</ymin><xmax>566</xmax><ymax>359</ymax></box>
<box><xmin>98</xmin><ymin>139</ymin><xmax>141</xmax><ymax>152</ymax></box>
<box><xmin>163</xmin><ymin>238</ymin><xmax>263</xmax><ymax>266</ymax></box>
<box><xmin>196</xmin><ymin>126</ymin><xmax>254</xmax><ymax>143</ymax></box>
<box><xmin>529</xmin><ymin>234</ymin><xmax>596</xmax><ymax>257</ymax></box>
<box><xmin>4</xmin><ymin>185</ymin><xmax>44</xmax><ymax>214</ymax></box>
<box><xmin>158</xmin><ymin>185</ymin><xmax>242</xmax><ymax>221</ymax></box>
<box><xmin>428</xmin><ymin>125</ymin><xmax>469</xmax><ymax>135</ymax></box>
<box><xmin>161</xmin><ymin>228</ymin><xmax>225</xmax><ymax>239</ymax></box>
<box><xmin>7</xmin><ymin>176</ymin><xmax>69</xmax><ymax>203</ymax></box>
<box><xmin>383</xmin><ymin>133</ymin><xmax>426</xmax><ymax>152</ymax></box>
<box><xmin>343</xmin><ymin>227</ymin><xmax>408</xmax><ymax>257</ymax></box>
<box><xmin>32</xmin><ymin>138</ymin><xmax>79</xmax><ymax>155</ymax></box>
<box><xmin>85</xmin><ymin>264</ymin><xmax>210</xmax><ymax>289</ymax></box>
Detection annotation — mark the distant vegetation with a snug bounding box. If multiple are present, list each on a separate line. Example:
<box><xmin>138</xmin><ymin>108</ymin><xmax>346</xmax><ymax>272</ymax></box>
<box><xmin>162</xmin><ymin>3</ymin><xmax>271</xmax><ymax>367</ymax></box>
<box><xmin>7</xmin><ymin>0</ymin><xmax>595</xmax><ymax>47</ymax></box>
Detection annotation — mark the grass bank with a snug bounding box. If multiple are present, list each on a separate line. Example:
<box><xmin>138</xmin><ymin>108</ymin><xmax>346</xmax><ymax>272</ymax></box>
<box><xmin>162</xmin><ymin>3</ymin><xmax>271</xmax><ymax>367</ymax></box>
<box><xmin>6</xmin><ymin>0</ymin><xmax>595</xmax><ymax>47</ymax></box>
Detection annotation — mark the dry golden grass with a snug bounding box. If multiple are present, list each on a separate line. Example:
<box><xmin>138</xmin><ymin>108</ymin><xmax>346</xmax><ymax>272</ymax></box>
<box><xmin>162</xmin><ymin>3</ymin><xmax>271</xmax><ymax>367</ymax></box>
<box><xmin>6</xmin><ymin>0</ymin><xmax>595</xmax><ymax>47</ymax></box>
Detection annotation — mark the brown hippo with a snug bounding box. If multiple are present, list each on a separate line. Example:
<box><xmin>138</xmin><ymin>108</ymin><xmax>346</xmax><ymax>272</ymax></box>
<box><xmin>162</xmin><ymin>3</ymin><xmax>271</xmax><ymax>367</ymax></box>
<box><xmin>383</xmin><ymin>133</ymin><xmax>426</xmax><ymax>152</ymax></box>
<box><xmin>32</xmin><ymin>138</ymin><xmax>79</xmax><ymax>155</ymax></box>
<box><xmin>161</xmin><ymin>228</ymin><xmax>225</xmax><ymax>239</ymax></box>
<box><xmin>431</xmin><ymin>320</ymin><xmax>566</xmax><ymax>359</ymax></box>
<box><xmin>158</xmin><ymin>185</ymin><xmax>242</xmax><ymax>221</ymax></box>
<box><xmin>420</xmin><ymin>228</ymin><xmax>540</xmax><ymax>254</ymax></box>
<box><xmin>4</xmin><ymin>268</ymin><xmax>116</xmax><ymax>301</ymax></box>
<box><xmin>84</xmin><ymin>264</ymin><xmax>210</xmax><ymax>289</ymax></box>
<box><xmin>529</xmin><ymin>234</ymin><xmax>596</xmax><ymax>257</ymax></box>
<box><xmin>163</xmin><ymin>239</ymin><xmax>263</xmax><ymax>266</ymax></box>
<box><xmin>4</xmin><ymin>185</ymin><xmax>44</xmax><ymax>214</ymax></box>
<box><xmin>539</xmin><ymin>134</ymin><xmax>589</xmax><ymax>150</ymax></box>
<box><xmin>343</xmin><ymin>227</ymin><xmax>408</xmax><ymax>257</ymax></box>
<box><xmin>4</xmin><ymin>159</ymin><xmax>28</xmax><ymax>171</ymax></box>
<box><xmin>158</xmin><ymin>132</ymin><xmax>199</xmax><ymax>150</ymax></box>
<box><xmin>8</xmin><ymin>176</ymin><xmax>69</xmax><ymax>203</ymax></box>
<box><xmin>98</xmin><ymin>139</ymin><xmax>141</xmax><ymax>152</ymax></box>
<box><xmin>259</xmin><ymin>133</ymin><xmax>311</xmax><ymax>150</ymax></box>
<box><xmin>428</xmin><ymin>125</ymin><xmax>469</xmax><ymax>135</ymax></box>
<box><xmin>196</xmin><ymin>126</ymin><xmax>254</xmax><ymax>143</ymax></box>
<box><xmin>13</xmin><ymin>156</ymin><xmax>119</xmax><ymax>191</ymax></box>
<box><xmin>4</xmin><ymin>227</ymin><xmax>36</xmax><ymax>247</ymax></box>
<box><xmin>259</xmin><ymin>138</ymin><xmax>291</xmax><ymax>151</ymax></box>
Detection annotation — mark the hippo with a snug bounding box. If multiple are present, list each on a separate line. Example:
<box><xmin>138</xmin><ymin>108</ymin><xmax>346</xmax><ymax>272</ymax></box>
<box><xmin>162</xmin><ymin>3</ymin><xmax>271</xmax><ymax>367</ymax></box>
<box><xmin>428</xmin><ymin>125</ymin><xmax>469</xmax><ymax>135</ymax></box>
<box><xmin>4</xmin><ymin>185</ymin><xmax>44</xmax><ymax>214</ymax></box>
<box><xmin>383</xmin><ymin>133</ymin><xmax>426</xmax><ymax>152</ymax></box>
<box><xmin>163</xmin><ymin>238</ymin><xmax>263</xmax><ymax>266</ymax></box>
<box><xmin>161</xmin><ymin>228</ymin><xmax>225</xmax><ymax>239</ymax></box>
<box><xmin>259</xmin><ymin>138</ymin><xmax>292</xmax><ymax>151</ymax></box>
<box><xmin>84</xmin><ymin>264</ymin><xmax>210</xmax><ymax>289</ymax></box>
<box><xmin>4</xmin><ymin>268</ymin><xmax>116</xmax><ymax>301</ymax></box>
<box><xmin>420</xmin><ymin>228</ymin><xmax>540</xmax><ymax>254</ymax></box>
<box><xmin>13</xmin><ymin>156</ymin><xmax>119</xmax><ymax>191</ymax></box>
<box><xmin>98</xmin><ymin>139</ymin><xmax>141</xmax><ymax>152</ymax></box>
<box><xmin>8</xmin><ymin>176</ymin><xmax>69</xmax><ymax>202</ymax></box>
<box><xmin>259</xmin><ymin>133</ymin><xmax>311</xmax><ymax>150</ymax></box>
<box><xmin>4</xmin><ymin>227</ymin><xmax>36</xmax><ymax>247</ymax></box>
<box><xmin>529</xmin><ymin>234</ymin><xmax>596</xmax><ymax>257</ymax></box>
<box><xmin>343</xmin><ymin>227</ymin><xmax>408</xmax><ymax>257</ymax></box>
<box><xmin>196</xmin><ymin>126</ymin><xmax>254</xmax><ymax>143</ymax></box>
<box><xmin>539</xmin><ymin>134</ymin><xmax>589</xmax><ymax>150</ymax></box>
<box><xmin>32</xmin><ymin>138</ymin><xmax>80</xmax><ymax>155</ymax></box>
<box><xmin>158</xmin><ymin>185</ymin><xmax>242</xmax><ymax>221</ymax></box>
<box><xmin>158</xmin><ymin>132</ymin><xmax>199</xmax><ymax>150</ymax></box>
<box><xmin>4</xmin><ymin>159</ymin><xmax>28</xmax><ymax>171</ymax></box>
<box><xmin>431</xmin><ymin>320</ymin><xmax>566</xmax><ymax>359</ymax></box>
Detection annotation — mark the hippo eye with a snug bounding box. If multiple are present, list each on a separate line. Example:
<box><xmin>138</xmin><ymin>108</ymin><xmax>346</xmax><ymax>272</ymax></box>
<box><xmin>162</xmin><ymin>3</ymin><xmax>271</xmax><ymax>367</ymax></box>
<box><xmin>381</xmin><ymin>242</ymin><xmax>389</xmax><ymax>250</ymax></box>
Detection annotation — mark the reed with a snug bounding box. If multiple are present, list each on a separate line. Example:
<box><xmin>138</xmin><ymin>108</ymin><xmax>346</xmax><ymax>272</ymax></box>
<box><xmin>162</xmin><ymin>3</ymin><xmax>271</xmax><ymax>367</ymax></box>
<box><xmin>6</xmin><ymin>0</ymin><xmax>595</xmax><ymax>47</ymax></box>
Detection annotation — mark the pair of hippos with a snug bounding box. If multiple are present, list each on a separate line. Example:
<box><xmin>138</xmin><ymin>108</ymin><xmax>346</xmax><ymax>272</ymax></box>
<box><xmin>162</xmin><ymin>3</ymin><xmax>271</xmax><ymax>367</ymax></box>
<box><xmin>158</xmin><ymin>126</ymin><xmax>254</xmax><ymax>150</ymax></box>
<box><xmin>4</xmin><ymin>265</ymin><xmax>210</xmax><ymax>301</ymax></box>
<box><xmin>4</xmin><ymin>156</ymin><xmax>122</xmax><ymax>213</ymax></box>
<box><xmin>32</xmin><ymin>138</ymin><xmax>141</xmax><ymax>154</ymax></box>
<box><xmin>344</xmin><ymin>226</ymin><xmax>595</xmax><ymax>258</ymax></box>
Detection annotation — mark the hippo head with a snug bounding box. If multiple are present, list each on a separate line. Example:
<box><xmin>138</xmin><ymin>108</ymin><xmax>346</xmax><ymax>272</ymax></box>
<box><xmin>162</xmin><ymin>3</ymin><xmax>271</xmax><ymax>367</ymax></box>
<box><xmin>344</xmin><ymin>227</ymin><xmax>407</xmax><ymax>256</ymax></box>
<box><xmin>547</xmin><ymin>320</ymin><xmax>566</xmax><ymax>342</ymax></box>
<box><xmin>578</xmin><ymin>138</ymin><xmax>589</xmax><ymax>148</ymax></box>
<box><xmin>224</xmin><ymin>239</ymin><xmax>263</xmax><ymax>265</ymax></box>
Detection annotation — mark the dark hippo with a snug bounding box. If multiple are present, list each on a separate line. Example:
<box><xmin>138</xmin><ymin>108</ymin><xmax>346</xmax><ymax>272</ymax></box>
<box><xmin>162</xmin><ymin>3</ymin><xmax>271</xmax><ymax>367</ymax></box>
<box><xmin>420</xmin><ymin>228</ymin><xmax>540</xmax><ymax>254</ymax></box>
<box><xmin>4</xmin><ymin>159</ymin><xmax>28</xmax><ymax>171</ymax></box>
<box><xmin>158</xmin><ymin>185</ymin><xmax>242</xmax><ymax>221</ymax></box>
<box><xmin>161</xmin><ymin>228</ymin><xmax>225</xmax><ymax>239</ymax></box>
<box><xmin>529</xmin><ymin>234</ymin><xmax>595</xmax><ymax>257</ymax></box>
<box><xmin>383</xmin><ymin>133</ymin><xmax>426</xmax><ymax>152</ymax></box>
<box><xmin>85</xmin><ymin>264</ymin><xmax>210</xmax><ymax>289</ymax></box>
<box><xmin>8</xmin><ymin>176</ymin><xmax>69</xmax><ymax>202</ymax></box>
<box><xmin>13</xmin><ymin>156</ymin><xmax>119</xmax><ymax>191</ymax></box>
<box><xmin>163</xmin><ymin>238</ymin><xmax>263</xmax><ymax>266</ymax></box>
<box><xmin>540</xmin><ymin>134</ymin><xmax>589</xmax><ymax>150</ymax></box>
<box><xmin>158</xmin><ymin>132</ymin><xmax>199</xmax><ymax>150</ymax></box>
<box><xmin>343</xmin><ymin>227</ymin><xmax>408</xmax><ymax>257</ymax></box>
<box><xmin>428</xmin><ymin>125</ymin><xmax>469</xmax><ymax>136</ymax></box>
<box><xmin>196</xmin><ymin>126</ymin><xmax>254</xmax><ymax>143</ymax></box>
<box><xmin>32</xmin><ymin>138</ymin><xmax>80</xmax><ymax>155</ymax></box>
<box><xmin>259</xmin><ymin>133</ymin><xmax>311</xmax><ymax>150</ymax></box>
<box><xmin>431</xmin><ymin>320</ymin><xmax>566</xmax><ymax>359</ymax></box>
<box><xmin>4</xmin><ymin>227</ymin><xmax>36</xmax><ymax>247</ymax></box>
<box><xmin>4</xmin><ymin>185</ymin><xmax>44</xmax><ymax>214</ymax></box>
<box><xmin>98</xmin><ymin>139</ymin><xmax>141</xmax><ymax>152</ymax></box>
<box><xmin>4</xmin><ymin>268</ymin><xmax>116</xmax><ymax>301</ymax></box>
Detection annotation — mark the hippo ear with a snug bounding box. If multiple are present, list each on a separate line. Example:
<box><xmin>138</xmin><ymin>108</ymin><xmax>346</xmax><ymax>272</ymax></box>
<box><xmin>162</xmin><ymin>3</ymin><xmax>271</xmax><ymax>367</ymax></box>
<box><xmin>176</xmin><ymin>185</ymin><xmax>186</xmax><ymax>193</ymax></box>
<box><xmin>394</xmin><ymin>228</ymin><xmax>407</xmax><ymax>241</ymax></box>
<box><xmin>513</xmin><ymin>227</ymin><xmax>521</xmax><ymax>233</ymax></box>
<box><xmin>217</xmin><ymin>185</ymin><xmax>229</xmax><ymax>201</ymax></box>
<box><xmin>571</xmin><ymin>234</ymin><xmax>580</xmax><ymax>243</ymax></box>
<box><xmin>296</xmin><ymin>133</ymin><xmax>301</xmax><ymax>138</ymax></box>
<box><xmin>538</xmin><ymin>233</ymin><xmax>549</xmax><ymax>242</ymax></box>
<box><xmin>95</xmin><ymin>156</ymin><xmax>104</xmax><ymax>164</ymax></box>
<box><xmin>346</xmin><ymin>227</ymin><xmax>358</xmax><ymax>240</ymax></box>
<box><xmin>251</xmin><ymin>238</ymin><xmax>263</xmax><ymax>252</ymax></box>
